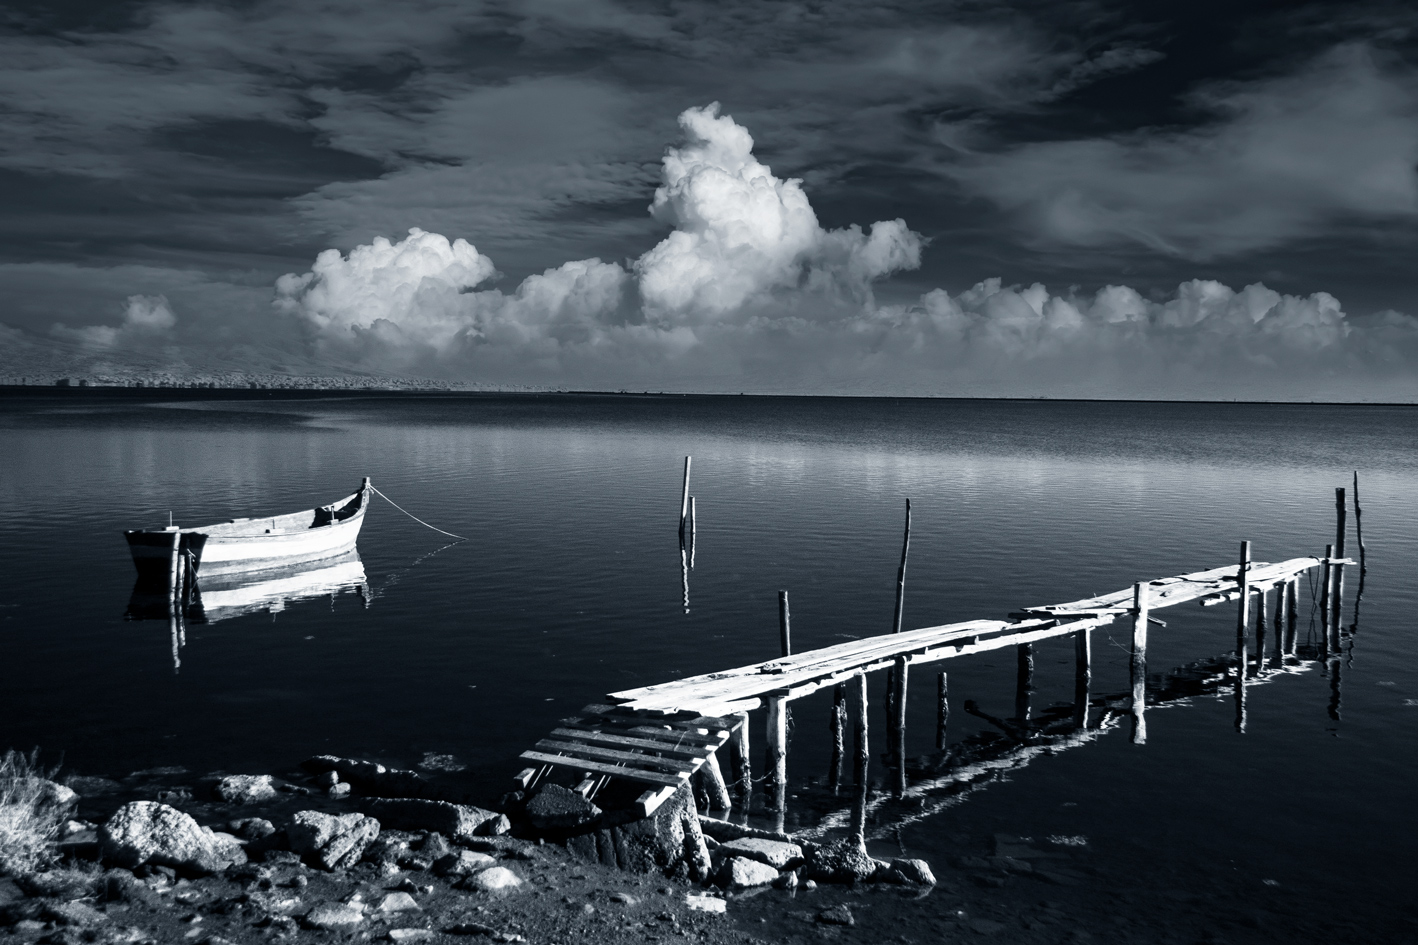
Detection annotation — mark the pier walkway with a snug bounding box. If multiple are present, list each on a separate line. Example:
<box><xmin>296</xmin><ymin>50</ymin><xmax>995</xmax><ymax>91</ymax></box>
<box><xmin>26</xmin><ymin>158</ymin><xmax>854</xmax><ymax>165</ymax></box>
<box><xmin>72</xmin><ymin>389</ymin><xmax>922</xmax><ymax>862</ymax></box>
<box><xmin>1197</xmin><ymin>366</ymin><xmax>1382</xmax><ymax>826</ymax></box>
<box><xmin>518</xmin><ymin>552</ymin><xmax>1343</xmax><ymax>816</ymax></box>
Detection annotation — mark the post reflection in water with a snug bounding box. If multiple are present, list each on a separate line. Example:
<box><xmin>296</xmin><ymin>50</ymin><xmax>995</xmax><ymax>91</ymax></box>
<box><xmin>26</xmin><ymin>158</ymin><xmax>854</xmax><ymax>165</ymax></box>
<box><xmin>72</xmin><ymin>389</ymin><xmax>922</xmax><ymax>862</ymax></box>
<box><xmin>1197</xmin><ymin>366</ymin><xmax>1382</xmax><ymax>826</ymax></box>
<box><xmin>125</xmin><ymin>551</ymin><xmax>371</xmax><ymax>670</ymax></box>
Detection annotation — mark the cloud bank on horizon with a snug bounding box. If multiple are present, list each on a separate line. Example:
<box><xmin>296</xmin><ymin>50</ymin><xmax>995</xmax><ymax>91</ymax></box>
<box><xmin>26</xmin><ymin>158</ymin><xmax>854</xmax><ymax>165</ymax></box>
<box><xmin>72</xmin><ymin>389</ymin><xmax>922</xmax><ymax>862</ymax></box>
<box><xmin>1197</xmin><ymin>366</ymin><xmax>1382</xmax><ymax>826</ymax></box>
<box><xmin>257</xmin><ymin>103</ymin><xmax>1416</xmax><ymax>399</ymax></box>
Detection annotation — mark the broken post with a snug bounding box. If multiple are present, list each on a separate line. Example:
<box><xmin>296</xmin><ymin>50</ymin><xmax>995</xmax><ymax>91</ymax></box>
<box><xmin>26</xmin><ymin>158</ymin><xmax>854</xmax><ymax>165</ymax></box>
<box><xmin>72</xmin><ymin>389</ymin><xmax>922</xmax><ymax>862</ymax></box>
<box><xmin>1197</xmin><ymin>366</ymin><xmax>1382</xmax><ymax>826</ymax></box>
<box><xmin>1073</xmin><ymin>627</ymin><xmax>1091</xmax><ymax>729</ymax></box>
<box><xmin>765</xmin><ymin>694</ymin><xmax>787</xmax><ymax>812</ymax></box>
<box><xmin>1332</xmin><ymin>487</ymin><xmax>1346</xmax><ymax>645</ymax></box>
<box><xmin>731</xmin><ymin>712</ymin><xmax>751</xmax><ymax>803</ymax></box>
<box><xmin>700</xmin><ymin>753</ymin><xmax>732</xmax><ymax>812</ymax></box>
<box><xmin>851</xmin><ymin>673</ymin><xmax>868</xmax><ymax>843</ymax></box>
<box><xmin>678</xmin><ymin>456</ymin><xmax>692</xmax><ymax>537</ymax></box>
<box><xmin>1131</xmin><ymin>582</ymin><xmax>1149</xmax><ymax>745</ymax></box>
<box><xmin>935</xmin><ymin>672</ymin><xmax>948</xmax><ymax>751</ymax></box>
<box><xmin>829</xmin><ymin>684</ymin><xmax>845</xmax><ymax>793</ymax></box>
<box><xmin>778</xmin><ymin>591</ymin><xmax>791</xmax><ymax>658</ymax></box>
<box><xmin>892</xmin><ymin>655</ymin><xmax>908</xmax><ymax>798</ymax></box>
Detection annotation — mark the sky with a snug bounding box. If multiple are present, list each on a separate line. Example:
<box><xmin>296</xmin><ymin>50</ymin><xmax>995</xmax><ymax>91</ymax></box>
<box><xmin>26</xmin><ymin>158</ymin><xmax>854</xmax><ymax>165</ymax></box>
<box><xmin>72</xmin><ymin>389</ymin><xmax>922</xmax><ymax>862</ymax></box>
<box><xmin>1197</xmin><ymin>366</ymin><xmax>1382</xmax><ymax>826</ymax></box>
<box><xmin>1</xmin><ymin>0</ymin><xmax>1416</xmax><ymax>399</ymax></box>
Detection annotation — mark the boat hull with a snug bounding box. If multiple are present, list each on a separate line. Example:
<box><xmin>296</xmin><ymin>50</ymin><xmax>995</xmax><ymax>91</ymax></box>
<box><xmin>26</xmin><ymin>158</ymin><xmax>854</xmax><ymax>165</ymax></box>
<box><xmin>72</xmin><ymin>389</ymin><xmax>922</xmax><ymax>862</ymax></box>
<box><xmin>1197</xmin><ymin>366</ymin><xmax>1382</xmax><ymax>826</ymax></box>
<box><xmin>125</xmin><ymin>482</ymin><xmax>369</xmax><ymax>578</ymax></box>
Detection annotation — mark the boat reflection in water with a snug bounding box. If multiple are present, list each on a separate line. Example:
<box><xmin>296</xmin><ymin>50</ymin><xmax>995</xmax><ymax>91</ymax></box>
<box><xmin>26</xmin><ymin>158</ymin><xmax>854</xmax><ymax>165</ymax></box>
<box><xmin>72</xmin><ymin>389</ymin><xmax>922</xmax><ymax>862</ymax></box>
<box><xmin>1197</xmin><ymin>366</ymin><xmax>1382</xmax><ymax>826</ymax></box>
<box><xmin>125</xmin><ymin>550</ymin><xmax>370</xmax><ymax>671</ymax></box>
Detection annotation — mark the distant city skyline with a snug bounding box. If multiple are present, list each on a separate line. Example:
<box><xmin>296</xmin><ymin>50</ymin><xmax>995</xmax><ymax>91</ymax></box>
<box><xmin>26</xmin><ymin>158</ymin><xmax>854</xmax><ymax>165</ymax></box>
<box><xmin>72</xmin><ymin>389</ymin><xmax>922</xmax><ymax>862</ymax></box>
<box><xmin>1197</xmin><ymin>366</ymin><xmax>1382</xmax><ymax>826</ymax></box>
<box><xmin>1</xmin><ymin>0</ymin><xmax>1416</xmax><ymax>399</ymax></box>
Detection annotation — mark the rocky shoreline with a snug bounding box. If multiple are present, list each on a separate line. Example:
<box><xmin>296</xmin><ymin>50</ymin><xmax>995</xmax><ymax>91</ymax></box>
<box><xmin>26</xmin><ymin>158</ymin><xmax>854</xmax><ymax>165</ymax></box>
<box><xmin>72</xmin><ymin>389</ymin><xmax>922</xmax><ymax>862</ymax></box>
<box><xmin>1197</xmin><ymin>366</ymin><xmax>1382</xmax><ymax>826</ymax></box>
<box><xmin>0</xmin><ymin>755</ymin><xmax>943</xmax><ymax>945</ymax></box>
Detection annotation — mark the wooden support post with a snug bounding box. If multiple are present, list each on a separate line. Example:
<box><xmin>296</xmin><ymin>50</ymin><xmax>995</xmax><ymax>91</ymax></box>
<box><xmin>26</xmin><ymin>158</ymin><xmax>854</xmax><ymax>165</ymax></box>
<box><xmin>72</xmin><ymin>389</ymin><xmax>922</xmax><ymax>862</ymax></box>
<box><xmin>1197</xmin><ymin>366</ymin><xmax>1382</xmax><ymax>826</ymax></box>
<box><xmin>1332</xmin><ymin>487</ymin><xmax>1346</xmax><ymax>644</ymax></box>
<box><xmin>1272</xmin><ymin>582</ymin><xmax>1285</xmax><ymax>665</ymax></box>
<box><xmin>1235</xmin><ymin>541</ymin><xmax>1251</xmax><ymax>671</ymax></box>
<box><xmin>1353</xmin><ymin>470</ymin><xmax>1366</xmax><ymax>575</ymax></box>
<box><xmin>765</xmin><ymin>695</ymin><xmax>787</xmax><ymax>812</ymax></box>
<box><xmin>851</xmin><ymin>673</ymin><xmax>868</xmax><ymax>843</ymax></box>
<box><xmin>1073</xmin><ymin>627</ymin><xmax>1091</xmax><ymax>729</ymax></box>
<box><xmin>731</xmin><ymin>712</ymin><xmax>751</xmax><ymax>803</ymax></box>
<box><xmin>892</xmin><ymin>499</ymin><xmax>912</xmax><ymax>634</ymax></box>
<box><xmin>935</xmin><ymin>672</ymin><xmax>949</xmax><ymax>751</ymax></box>
<box><xmin>1253</xmin><ymin>587</ymin><xmax>1267</xmax><ymax>675</ymax></box>
<box><xmin>1319</xmin><ymin>543</ymin><xmax>1334</xmax><ymax>659</ymax></box>
<box><xmin>701</xmin><ymin>753</ymin><xmax>732</xmax><ymax>812</ymax></box>
<box><xmin>1285</xmin><ymin>579</ymin><xmax>1299</xmax><ymax>655</ymax></box>
<box><xmin>778</xmin><ymin>591</ymin><xmax>791</xmax><ymax>658</ymax></box>
<box><xmin>168</xmin><ymin>530</ymin><xmax>182</xmax><ymax>610</ymax></box>
<box><xmin>892</xmin><ymin>655</ymin><xmax>908</xmax><ymax>798</ymax></box>
<box><xmin>1015</xmin><ymin>643</ymin><xmax>1033</xmax><ymax>722</ymax></box>
<box><xmin>829</xmin><ymin>684</ymin><xmax>845</xmax><ymax>794</ymax></box>
<box><xmin>678</xmin><ymin>456</ymin><xmax>692</xmax><ymax>537</ymax></box>
<box><xmin>1131</xmin><ymin>582</ymin><xmax>1148</xmax><ymax>745</ymax></box>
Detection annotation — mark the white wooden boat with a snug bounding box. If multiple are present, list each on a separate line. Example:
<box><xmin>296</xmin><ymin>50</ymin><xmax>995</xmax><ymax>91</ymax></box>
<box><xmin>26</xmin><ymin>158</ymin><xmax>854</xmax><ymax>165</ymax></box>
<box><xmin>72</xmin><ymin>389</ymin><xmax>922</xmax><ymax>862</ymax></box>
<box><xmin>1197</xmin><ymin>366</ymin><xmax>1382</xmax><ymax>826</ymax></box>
<box><xmin>125</xmin><ymin>478</ymin><xmax>371</xmax><ymax>578</ymax></box>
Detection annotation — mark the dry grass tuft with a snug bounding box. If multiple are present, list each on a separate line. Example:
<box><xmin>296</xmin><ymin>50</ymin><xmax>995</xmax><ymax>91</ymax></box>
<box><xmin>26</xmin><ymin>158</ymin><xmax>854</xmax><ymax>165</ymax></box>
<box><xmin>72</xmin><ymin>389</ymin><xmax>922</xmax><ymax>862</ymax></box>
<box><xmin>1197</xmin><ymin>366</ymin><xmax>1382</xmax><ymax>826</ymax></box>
<box><xmin>0</xmin><ymin>748</ymin><xmax>64</xmax><ymax>876</ymax></box>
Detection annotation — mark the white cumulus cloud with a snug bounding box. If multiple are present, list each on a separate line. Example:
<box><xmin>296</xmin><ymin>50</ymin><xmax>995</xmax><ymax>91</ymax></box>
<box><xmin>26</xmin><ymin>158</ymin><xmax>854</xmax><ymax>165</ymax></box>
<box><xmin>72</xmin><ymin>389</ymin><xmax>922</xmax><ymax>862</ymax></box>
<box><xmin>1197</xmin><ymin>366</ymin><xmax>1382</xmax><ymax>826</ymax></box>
<box><xmin>52</xmin><ymin>294</ymin><xmax>178</xmax><ymax>348</ymax></box>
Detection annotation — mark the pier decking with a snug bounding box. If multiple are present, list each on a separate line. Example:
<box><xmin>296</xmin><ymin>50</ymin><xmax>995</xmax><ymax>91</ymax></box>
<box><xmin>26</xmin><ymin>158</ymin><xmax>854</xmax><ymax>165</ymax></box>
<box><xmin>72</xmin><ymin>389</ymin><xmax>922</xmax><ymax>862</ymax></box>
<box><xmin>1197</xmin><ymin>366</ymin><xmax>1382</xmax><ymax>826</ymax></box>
<box><xmin>518</xmin><ymin>552</ymin><xmax>1348</xmax><ymax>817</ymax></box>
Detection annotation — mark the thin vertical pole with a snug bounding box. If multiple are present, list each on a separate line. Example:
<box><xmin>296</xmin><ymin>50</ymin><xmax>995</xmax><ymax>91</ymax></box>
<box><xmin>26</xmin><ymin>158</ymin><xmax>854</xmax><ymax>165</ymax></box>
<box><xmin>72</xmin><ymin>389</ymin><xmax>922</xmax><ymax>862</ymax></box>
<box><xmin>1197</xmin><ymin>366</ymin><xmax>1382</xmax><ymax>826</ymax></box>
<box><xmin>1131</xmin><ymin>582</ymin><xmax>1149</xmax><ymax>745</ymax></box>
<box><xmin>891</xmin><ymin>656</ymin><xmax>908</xmax><ymax>798</ymax></box>
<box><xmin>168</xmin><ymin>530</ymin><xmax>182</xmax><ymax>610</ymax></box>
<box><xmin>1253</xmin><ymin>587</ymin><xmax>1267</xmax><ymax>675</ymax></box>
<box><xmin>1273</xmin><ymin>582</ymin><xmax>1286</xmax><ymax>665</ymax></box>
<box><xmin>885</xmin><ymin>499</ymin><xmax>911</xmax><ymax>753</ymax></box>
<box><xmin>732</xmin><ymin>712</ymin><xmax>751</xmax><ymax>804</ymax></box>
<box><xmin>851</xmin><ymin>673</ymin><xmax>868</xmax><ymax>843</ymax></box>
<box><xmin>1234</xmin><ymin>541</ymin><xmax>1250</xmax><ymax>734</ymax></box>
<box><xmin>935</xmin><ymin>672</ymin><xmax>949</xmax><ymax>751</ymax></box>
<box><xmin>1353</xmin><ymin>471</ymin><xmax>1366</xmax><ymax>576</ymax></box>
<box><xmin>1073</xmin><ymin>627</ymin><xmax>1092</xmax><ymax>729</ymax></box>
<box><xmin>1332</xmin><ymin>488</ymin><xmax>1346</xmax><ymax>644</ymax></box>
<box><xmin>778</xmin><ymin>591</ymin><xmax>791</xmax><ymax>658</ymax></box>
<box><xmin>1285</xmin><ymin>579</ymin><xmax>1299</xmax><ymax>655</ymax></box>
<box><xmin>765</xmin><ymin>695</ymin><xmax>787</xmax><ymax>812</ymax></box>
<box><xmin>1319</xmin><ymin>544</ymin><xmax>1334</xmax><ymax>659</ymax></box>
<box><xmin>828</xmin><ymin>685</ymin><xmax>845</xmax><ymax>794</ymax></box>
<box><xmin>1015</xmin><ymin>643</ymin><xmax>1033</xmax><ymax>722</ymax></box>
<box><xmin>678</xmin><ymin>456</ymin><xmax>692</xmax><ymax>537</ymax></box>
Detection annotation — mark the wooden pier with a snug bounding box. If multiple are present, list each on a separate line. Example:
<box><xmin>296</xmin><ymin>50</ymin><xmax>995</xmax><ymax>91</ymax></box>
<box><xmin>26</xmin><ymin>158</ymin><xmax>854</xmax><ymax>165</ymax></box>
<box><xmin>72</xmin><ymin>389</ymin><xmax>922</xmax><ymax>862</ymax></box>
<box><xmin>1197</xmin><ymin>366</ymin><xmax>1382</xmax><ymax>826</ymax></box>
<box><xmin>517</xmin><ymin>548</ymin><xmax>1352</xmax><ymax>818</ymax></box>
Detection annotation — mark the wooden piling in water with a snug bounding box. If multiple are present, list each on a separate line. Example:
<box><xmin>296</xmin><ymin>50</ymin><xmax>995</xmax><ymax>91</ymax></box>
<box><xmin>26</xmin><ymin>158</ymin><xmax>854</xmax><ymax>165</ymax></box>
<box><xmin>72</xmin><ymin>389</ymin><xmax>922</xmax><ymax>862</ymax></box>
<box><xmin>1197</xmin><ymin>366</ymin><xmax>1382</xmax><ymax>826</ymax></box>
<box><xmin>1235</xmin><ymin>541</ymin><xmax>1251</xmax><ymax>669</ymax></box>
<box><xmin>1332</xmin><ymin>487</ymin><xmax>1346</xmax><ymax>644</ymax></box>
<box><xmin>678</xmin><ymin>456</ymin><xmax>692</xmax><ymax>537</ymax></box>
<box><xmin>1285</xmin><ymin>579</ymin><xmax>1299</xmax><ymax>655</ymax></box>
<box><xmin>1253</xmin><ymin>587</ymin><xmax>1267</xmax><ymax>675</ymax></box>
<box><xmin>765</xmin><ymin>695</ymin><xmax>787</xmax><ymax>811</ymax></box>
<box><xmin>168</xmin><ymin>530</ymin><xmax>182</xmax><ymax>609</ymax></box>
<box><xmin>778</xmin><ymin>591</ymin><xmax>791</xmax><ymax>658</ymax></box>
<box><xmin>1073</xmin><ymin>627</ymin><xmax>1091</xmax><ymax>729</ymax></box>
<box><xmin>1272</xmin><ymin>583</ymin><xmax>1285</xmax><ymax>665</ymax></box>
<box><xmin>1353</xmin><ymin>471</ymin><xmax>1366</xmax><ymax>575</ymax></box>
<box><xmin>701</xmin><ymin>753</ymin><xmax>732</xmax><ymax>811</ymax></box>
<box><xmin>935</xmin><ymin>672</ymin><xmax>948</xmax><ymax>751</ymax></box>
<box><xmin>1319</xmin><ymin>543</ymin><xmax>1334</xmax><ymax>658</ymax></box>
<box><xmin>891</xmin><ymin>655</ymin><xmax>908</xmax><ymax>798</ymax></box>
<box><xmin>1130</xmin><ymin>582</ymin><xmax>1148</xmax><ymax>745</ymax></box>
<box><xmin>885</xmin><ymin>500</ymin><xmax>912</xmax><ymax>750</ymax></box>
<box><xmin>829</xmin><ymin>684</ymin><xmax>845</xmax><ymax>793</ymax></box>
<box><xmin>1015</xmin><ymin>643</ymin><xmax>1034</xmax><ymax>722</ymax></box>
<box><xmin>731</xmin><ymin>712</ymin><xmax>752</xmax><ymax>803</ymax></box>
<box><xmin>851</xmin><ymin>673</ymin><xmax>868</xmax><ymax>843</ymax></box>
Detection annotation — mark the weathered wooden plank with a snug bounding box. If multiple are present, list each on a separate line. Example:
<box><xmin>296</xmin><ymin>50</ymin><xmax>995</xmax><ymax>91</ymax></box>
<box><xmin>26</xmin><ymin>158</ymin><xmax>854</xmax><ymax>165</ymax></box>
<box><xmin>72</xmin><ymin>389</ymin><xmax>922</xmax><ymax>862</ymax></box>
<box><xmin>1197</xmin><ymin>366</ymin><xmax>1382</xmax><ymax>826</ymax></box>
<box><xmin>533</xmin><ymin>739</ymin><xmax>697</xmax><ymax>774</ymax></box>
<box><xmin>519</xmin><ymin>751</ymin><xmax>686</xmax><ymax>787</ymax></box>
<box><xmin>555</xmin><ymin>718</ymin><xmax>727</xmax><ymax>747</ymax></box>
<box><xmin>547</xmin><ymin>728</ymin><xmax>714</xmax><ymax>758</ymax></box>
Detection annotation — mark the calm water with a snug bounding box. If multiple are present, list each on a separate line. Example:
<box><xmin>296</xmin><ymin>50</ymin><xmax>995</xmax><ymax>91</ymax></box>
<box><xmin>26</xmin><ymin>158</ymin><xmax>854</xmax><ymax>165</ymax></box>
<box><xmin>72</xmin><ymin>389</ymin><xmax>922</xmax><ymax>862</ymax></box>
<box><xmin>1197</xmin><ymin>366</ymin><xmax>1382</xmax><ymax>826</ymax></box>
<box><xmin>2</xmin><ymin>391</ymin><xmax>1416</xmax><ymax>935</ymax></box>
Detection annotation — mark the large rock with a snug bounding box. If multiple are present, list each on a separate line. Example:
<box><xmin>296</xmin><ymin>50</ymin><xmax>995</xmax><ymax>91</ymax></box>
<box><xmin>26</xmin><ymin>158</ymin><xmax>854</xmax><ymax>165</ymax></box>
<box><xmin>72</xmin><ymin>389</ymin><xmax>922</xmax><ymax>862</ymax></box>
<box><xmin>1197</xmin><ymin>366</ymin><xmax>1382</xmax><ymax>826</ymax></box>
<box><xmin>804</xmin><ymin>837</ymin><xmax>876</xmax><ymax>884</ymax></box>
<box><xmin>360</xmin><ymin>798</ymin><xmax>506</xmax><ymax>840</ymax></box>
<box><xmin>287</xmin><ymin>812</ymin><xmax>379</xmax><ymax>871</ymax></box>
<box><xmin>300</xmin><ymin>756</ymin><xmax>431</xmax><ymax>799</ymax></box>
<box><xmin>525</xmin><ymin>785</ymin><xmax>601</xmax><ymax>831</ymax></box>
<box><xmin>216</xmin><ymin>776</ymin><xmax>277</xmax><ymax>806</ymax></box>
<box><xmin>467</xmin><ymin>866</ymin><xmax>522</xmax><ymax>892</ymax></box>
<box><xmin>887</xmin><ymin>857</ymin><xmax>936</xmax><ymax>885</ymax></box>
<box><xmin>717</xmin><ymin>837</ymin><xmax>803</xmax><ymax>870</ymax></box>
<box><xmin>303</xmin><ymin>902</ymin><xmax>364</xmax><ymax>930</ymax></box>
<box><xmin>715</xmin><ymin>856</ymin><xmax>779</xmax><ymax>890</ymax></box>
<box><xmin>432</xmin><ymin>850</ymin><xmax>495</xmax><ymax>877</ymax></box>
<box><xmin>99</xmin><ymin>802</ymin><xmax>246</xmax><ymax>874</ymax></box>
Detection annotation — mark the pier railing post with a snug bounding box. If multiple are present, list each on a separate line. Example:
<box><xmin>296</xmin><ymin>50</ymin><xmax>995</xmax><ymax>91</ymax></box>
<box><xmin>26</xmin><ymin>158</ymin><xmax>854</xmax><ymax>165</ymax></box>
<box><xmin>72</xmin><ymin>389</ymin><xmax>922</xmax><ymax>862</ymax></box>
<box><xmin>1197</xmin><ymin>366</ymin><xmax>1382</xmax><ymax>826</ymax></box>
<box><xmin>778</xmin><ymin>591</ymin><xmax>791</xmax><ymax>658</ymax></box>
<box><xmin>851</xmin><ymin>673</ymin><xmax>868</xmax><ymax>843</ymax></box>
<box><xmin>892</xmin><ymin>655</ymin><xmax>908</xmax><ymax>798</ymax></box>
<box><xmin>765</xmin><ymin>695</ymin><xmax>787</xmax><ymax>812</ymax></box>
<box><xmin>1073</xmin><ymin>627</ymin><xmax>1092</xmax><ymax>729</ymax></box>
<box><xmin>1131</xmin><ymin>582</ymin><xmax>1149</xmax><ymax>745</ymax></box>
<box><xmin>1234</xmin><ymin>541</ymin><xmax>1251</xmax><ymax>734</ymax></box>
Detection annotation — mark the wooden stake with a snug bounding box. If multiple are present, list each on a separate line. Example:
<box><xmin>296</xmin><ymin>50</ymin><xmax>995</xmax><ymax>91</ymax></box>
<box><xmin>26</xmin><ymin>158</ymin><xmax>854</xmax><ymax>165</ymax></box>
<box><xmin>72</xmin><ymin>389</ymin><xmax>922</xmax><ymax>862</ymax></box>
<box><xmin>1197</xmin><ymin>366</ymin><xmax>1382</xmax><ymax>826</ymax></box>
<box><xmin>678</xmin><ymin>456</ymin><xmax>692</xmax><ymax>537</ymax></box>
<box><xmin>1131</xmin><ymin>582</ymin><xmax>1148</xmax><ymax>745</ymax></box>
<box><xmin>935</xmin><ymin>672</ymin><xmax>948</xmax><ymax>751</ymax></box>
<box><xmin>828</xmin><ymin>684</ymin><xmax>845</xmax><ymax>794</ymax></box>
<box><xmin>1073</xmin><ymin>627</ymin><xmax>1091</xmax><ymax>729</ymax></box>
<box><xmin>1320</xmin><ymin>543</ymin><xmax>1334</xmax><ymax>659</ymax></box>
<box><xmin>702</xmin><ymin>753</ymin><xmax>732</xmax><ymax>811</ymax></box>
<box><xmin>1235</xmin><ymin>541</ymin><xmax>1251</xmax><ymax>671</ymax></box>
<box><xmin>778</xmin><ymin>591</ymin><xmax>791</xmax><ymax>658</ymax></box>
<box><xmin>1285</xmin><ymin>579</ymin><xmax>1299</xmax><ymax>655</ymax></box>
<box><xmin>1015</xmin><ymin>643</ymin><xmax>1033</xmax><ymax>722</ymax></box>
<box><xmin>1252</xmin><ymin>587</ymin><xmax>1267</xmax><ymax>676</ymax></box>
<box><xmin>168</xmin><ymin>530</ymin><xmax>182</xmax><ymax>609</ymax></box>
<box><xmin>892</xmin><ymin>655</ymin><xmax>908</xmax><ymax>798</ymax></box>
<box><xmin>1272</xmin><ymin>582</ymin><xmax>1285</xmax><ymax>665</ymax></box>
<box><xmin>892</xmin><ymin>499</ymin><xmax>912</xmax><ymax>634</ymax></box>
<box><xmin>731</xmin><ymin>712</ymin><xmax>751</xmax><ymax>803</ymax></box>
<box><xmin>765</xmin><ymin>695</ymin><xmax>787</xmax><ymax>811</ymax></box>
<box><xmin>1353</xmin><ymin>470</ymin><xmax>1366</xmax><ymax>573</ymax></box>
<box><xmin>851</xmin><ymin>673</ymin><xmax>868</xmax><ymax>843</ymax></box>
<box><xmin>1332</xmin><ymin>487</ymin><xmax>1346</xmax><ymax>644</ymax></box>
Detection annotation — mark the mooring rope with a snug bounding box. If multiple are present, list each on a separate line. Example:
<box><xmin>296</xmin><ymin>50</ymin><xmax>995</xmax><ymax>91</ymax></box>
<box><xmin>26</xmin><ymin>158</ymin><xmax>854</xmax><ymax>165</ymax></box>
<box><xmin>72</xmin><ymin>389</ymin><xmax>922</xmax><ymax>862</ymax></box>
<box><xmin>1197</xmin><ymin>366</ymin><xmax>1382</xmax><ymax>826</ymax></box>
<box><xmin>368</xmin><ymin>484</ymin><xmax>468</xmax><ymax>541</ymax></box>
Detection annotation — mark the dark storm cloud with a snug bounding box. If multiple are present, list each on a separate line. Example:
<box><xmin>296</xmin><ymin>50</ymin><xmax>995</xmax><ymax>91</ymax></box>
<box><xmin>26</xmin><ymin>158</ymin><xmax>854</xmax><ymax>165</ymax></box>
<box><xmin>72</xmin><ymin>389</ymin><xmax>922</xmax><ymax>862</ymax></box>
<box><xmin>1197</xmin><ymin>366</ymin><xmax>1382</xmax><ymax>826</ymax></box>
<box><xmin>0</xmin><ymin>0</ymin><xmax>1416</xmax><ymax>398</ymax></box>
